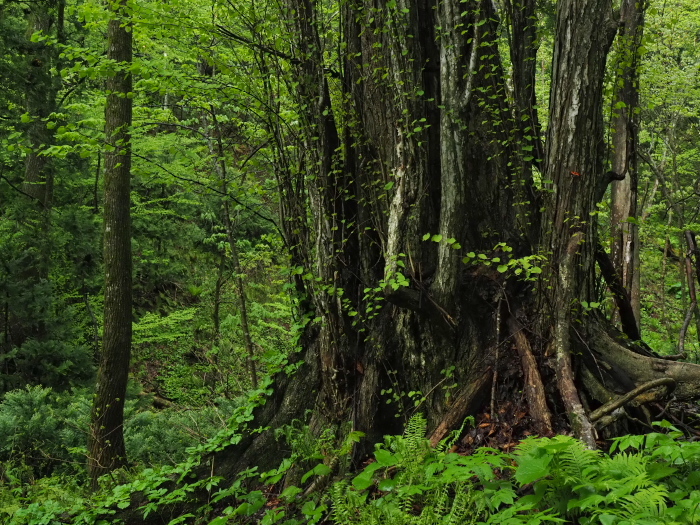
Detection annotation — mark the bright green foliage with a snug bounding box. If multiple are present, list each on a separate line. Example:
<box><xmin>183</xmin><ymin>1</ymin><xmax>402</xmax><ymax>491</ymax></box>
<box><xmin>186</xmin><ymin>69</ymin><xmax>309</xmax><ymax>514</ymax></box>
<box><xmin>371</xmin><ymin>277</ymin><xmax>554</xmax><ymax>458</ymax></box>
<box><xmin>634</xmin><ymin>0</ymin><xmax>700</xmax><ymax>355</ymax></box>
<box><xmin>332</xmin><ymin>414</ymin><xmax>547</xmax><ymax>525</ymax></box>
<box><xmin>0</xmin><ymin>384</ymin><xmax>239</xmax><ymax>491</ymax></box>
<box><xmin>7</xmin><ymin>414</ymin><xmax>700</xmax><ymax>524</ymax></box>
<box><xmin>330</xmin><ymin>416</ymin><xmax>700</xmax><ymax>525</ymax></box>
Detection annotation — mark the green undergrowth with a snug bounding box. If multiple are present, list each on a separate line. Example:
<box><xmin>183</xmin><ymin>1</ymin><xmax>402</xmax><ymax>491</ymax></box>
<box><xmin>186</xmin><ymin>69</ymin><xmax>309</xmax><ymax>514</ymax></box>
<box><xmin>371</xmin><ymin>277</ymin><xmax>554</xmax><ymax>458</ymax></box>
<box><xmin>5</xmin><ymin>414</ymin><xmax>700</xmax><ymax>525</ymax></box>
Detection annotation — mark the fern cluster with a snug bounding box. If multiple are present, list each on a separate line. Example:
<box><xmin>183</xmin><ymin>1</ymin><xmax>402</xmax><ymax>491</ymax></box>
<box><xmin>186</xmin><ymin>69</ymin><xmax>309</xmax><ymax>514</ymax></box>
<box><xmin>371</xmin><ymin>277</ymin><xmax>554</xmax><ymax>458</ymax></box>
<box><xmin>331</xmin><ymin>414</ymin><xmax>513</xmax><ymax>525</ymax></box>
<box><xmin>331</xmin><ymin>416</ymin><xmax>700</xmax><ymax>525</ymax></box>
<box><xmin>7</xmin><ymin>413</ymin><xmax>700</xmax><ymax>525</ymax></box>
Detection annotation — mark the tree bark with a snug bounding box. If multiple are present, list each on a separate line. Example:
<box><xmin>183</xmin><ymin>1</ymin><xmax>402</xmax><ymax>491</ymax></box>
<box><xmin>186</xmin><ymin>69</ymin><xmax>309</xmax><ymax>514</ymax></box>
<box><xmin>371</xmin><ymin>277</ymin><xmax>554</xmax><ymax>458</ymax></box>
<box><xmin>112</xmin><ymin>0</ymin><xmax>700</xmax><ymax>519</ymax></box>
<box><xmin>228</xmin><ymin>0</ymin><xmax>700</xmax><ymax>468</ymax></box>
<box><xmin>88</xmin><ymin>0</ymin><xmax>133</xmax><ymax>490</ymax></box>
<box><xmin>610</xmin><ymin>0</ymin><xmax>645</xmax><ymax>332</ymax></box>
<box><xmin>538</xmin><ymin>0</ymin><xmax>618</xmax><ymax>446</ymax></box>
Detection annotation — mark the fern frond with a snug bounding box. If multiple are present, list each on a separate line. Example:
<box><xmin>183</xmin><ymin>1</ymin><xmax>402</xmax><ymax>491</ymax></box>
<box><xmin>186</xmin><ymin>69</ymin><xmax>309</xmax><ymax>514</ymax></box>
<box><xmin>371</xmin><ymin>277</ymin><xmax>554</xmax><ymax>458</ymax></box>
<box><xmin>554</xmin><ymin>437</ymin><xmax>600</xmax><ymax>485</ymax></box>
<box><xmin>599</xmin><ymin>452</ymin><xmax>648</xmax><ymax>480</ymax></box>
<box><xmin>330</xmin><ymin>481</ymin><xmax>365</xmax><ymax>524</ymax></box>
<box><xmin>619</xmin><ymin>486</ymin><xmax>669</xmax><ymax>519</ymax></box>
<box><xmin>403</xmin><ymin>413</ymin><xmax>428</xmax><ymax>458</ymax></box>
<box><xmin>446</xmin><ymin>483</ymin><xmax>476</xmax><ymax>525</ymax></box>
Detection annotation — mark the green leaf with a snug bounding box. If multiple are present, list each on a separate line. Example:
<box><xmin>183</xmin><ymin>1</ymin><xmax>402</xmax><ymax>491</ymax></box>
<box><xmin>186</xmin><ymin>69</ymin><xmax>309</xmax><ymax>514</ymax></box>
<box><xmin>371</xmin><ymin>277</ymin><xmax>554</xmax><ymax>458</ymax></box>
<box><xmin>301</xmin><ymin>501</ymin><xmax>317</xmax><ymax>515</ymax></box>
<box><xmin>599</xmin><ymin>514</ymin><xmax>617</xmax><ymax>525</ymax></box>
<box><xmin>313</xmin><ymin>463</ymin><xmax>331</xmax><ymax>476</ymax></box>
<box><xmin>431</xmin><ymin>234</ymin><xmax>443</xmax><ymax>242</ymax></box>
<box><xmin>375</xmin><ymin>449</ymin><xmax>398</xmax><ymax>466</ymax></box>
<box><xmin>515</xmin><ymin>450</ymin><xmax>553</xmax><ymax>484</ymax></box>
<box><xmin>422</xmin><ymin>233</ymin><xmax>431</xmax><ymax>241</ymax></box>
<box><xmin>378</xmin><ymin>478</ymin><xmax>398</xmax><ymax>491</ymax></box>
<box><xmin>384</xmin><ymin>181</ymin><xmax>394</xmax><ymax>190</ymax></box>
<box><xmin>352</xmin><ymin>463</ymin><xmax>382</xmax><ymax>490</ymax></box>
<box><xmin>280</xmin><ymin>485</ymin><xmax>303</xmax><ymax>500</ymax></box>
<box><xmin>497</xmin><ymin>265</ymin><xmax>508</xmax><ymax>273</ymax></box>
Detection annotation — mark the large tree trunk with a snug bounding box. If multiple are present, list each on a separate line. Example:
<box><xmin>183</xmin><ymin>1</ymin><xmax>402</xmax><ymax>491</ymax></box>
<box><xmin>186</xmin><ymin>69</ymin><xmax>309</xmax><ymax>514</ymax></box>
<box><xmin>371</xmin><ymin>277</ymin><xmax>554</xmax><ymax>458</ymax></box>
<box><xmin>251</xmin><ymin>0</ymin><xmax>700</xmax><ymax>463</ymax></box>
<box><xmin>115</xmin><ymin>0</ymin><xmax>700</xmax><ymax>520</ymax></box>
<box><xmin>88</xmin><ymin>0</ymin><xmax>133</xmax><ymax>489</ymax></box>
<box><xmin>215</xmin><ymin>0</ymin><xmax>700</xmax><ymax>469</ymax></box>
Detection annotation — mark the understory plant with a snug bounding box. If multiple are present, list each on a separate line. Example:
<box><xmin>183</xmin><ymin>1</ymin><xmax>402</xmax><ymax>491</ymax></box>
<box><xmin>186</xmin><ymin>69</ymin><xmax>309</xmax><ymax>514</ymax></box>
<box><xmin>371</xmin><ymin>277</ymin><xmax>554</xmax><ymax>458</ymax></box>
<box><xmin>6</xmin><ymin>414</ymin><xmax>700</xmax><ymax>525</ymax></box>
<box><xmin>330</xmin><ymin>416</ymin><xmax>700</xmax><ymax>525</ymax></box>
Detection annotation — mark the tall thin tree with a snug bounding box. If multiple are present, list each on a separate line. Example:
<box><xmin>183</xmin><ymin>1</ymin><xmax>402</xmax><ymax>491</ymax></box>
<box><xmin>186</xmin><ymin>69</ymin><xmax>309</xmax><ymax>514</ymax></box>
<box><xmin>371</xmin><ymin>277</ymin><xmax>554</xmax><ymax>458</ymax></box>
<box><xmin>610</xmin><ymin>0</ymin><xmax>646</xmax><ymax>332</ymax></box>
<box><xmin>88</xmin><ymin>0</ymin><xmax>133</xmax><ymax>489</ymax></box>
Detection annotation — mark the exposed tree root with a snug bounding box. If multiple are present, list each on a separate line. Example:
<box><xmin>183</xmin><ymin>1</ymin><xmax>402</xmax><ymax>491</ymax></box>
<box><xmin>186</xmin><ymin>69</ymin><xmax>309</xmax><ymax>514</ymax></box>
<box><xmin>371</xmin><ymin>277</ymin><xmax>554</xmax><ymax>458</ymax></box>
<box><xmin>555</xmin><ymin>233</ymin><xmax>597</xmax><ymax>448</ymax></box>
<box><xmin>429</xmin><ymin>368</ymin><xmax>492</xmax><ymax>446</ymax></box>
<box><xmin>589</xmin><ymin>377</ymin><xmax>676</xmax><ymax>424</ymax></box>
<box><xmin>508</xmin><ymin>316</ymin><xmax>553</xmax><ymax>436</ymax></box>
<box><xmin>588</xmin><ymin>327</ymin><xmax>700</xmax><ymax>402</ymax></box>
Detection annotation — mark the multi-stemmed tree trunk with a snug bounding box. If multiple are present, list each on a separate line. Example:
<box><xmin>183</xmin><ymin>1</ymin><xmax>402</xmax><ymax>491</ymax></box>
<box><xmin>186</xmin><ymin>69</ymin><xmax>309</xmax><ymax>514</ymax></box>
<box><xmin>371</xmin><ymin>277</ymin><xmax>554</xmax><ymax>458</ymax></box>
<box><xmin>209</xmin><ymin>0</ymin><xmax>700</xmax><ymax>479</ymax></box>
<box><xmin>88</xmin><ymin>0</ymin><xmax>133</xmax><ymax>489</ymax></box>
<box><xmin>117</xmin><ymin>0</ymin><xmax>700</xmax><ymax>519</ymax></box>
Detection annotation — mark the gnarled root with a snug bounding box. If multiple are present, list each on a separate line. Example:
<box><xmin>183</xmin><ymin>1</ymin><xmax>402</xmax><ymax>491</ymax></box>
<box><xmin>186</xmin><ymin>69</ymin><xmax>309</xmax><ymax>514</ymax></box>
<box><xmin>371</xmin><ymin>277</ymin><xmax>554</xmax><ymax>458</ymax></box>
<box><xmin>579</xmin><ymin>325</ymin><xmax>700</xmax><ymax>432</ymax></box>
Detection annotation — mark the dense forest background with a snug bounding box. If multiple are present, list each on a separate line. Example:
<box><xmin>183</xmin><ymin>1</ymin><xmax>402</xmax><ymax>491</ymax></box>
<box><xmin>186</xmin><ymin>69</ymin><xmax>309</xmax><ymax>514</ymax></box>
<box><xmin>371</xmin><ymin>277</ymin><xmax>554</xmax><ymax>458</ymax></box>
<box><xmin>2</xmin><ymin>0</ymin><xmax>700</xmax><ymax>523</ymax></box>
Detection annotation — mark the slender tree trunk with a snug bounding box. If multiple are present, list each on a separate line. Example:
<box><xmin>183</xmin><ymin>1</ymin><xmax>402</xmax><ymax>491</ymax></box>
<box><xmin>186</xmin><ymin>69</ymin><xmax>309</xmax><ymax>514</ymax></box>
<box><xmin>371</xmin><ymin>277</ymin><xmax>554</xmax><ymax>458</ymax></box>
<box><xmin>222</xmin><ymin>210</ymin><xmax>258</xmax><ymax>389</ymax></box>
<box><xmin>610</xmin><ymin>0</ymin><xmax>645</xmax><ymax>332</ymax></box>
<box><xmin>202</xmin><ymin>105</ymin><xmax>259</xmax><ymax>389</ymax></box>
<box><xmin>22</xmin><ymin>0</ymin><xmax>64</xmax><ymax>211</ymax></box>
<box><xmin>213</xmin><ymin>252</ymin><xmax>226</xmax><ymax>338</ymax></box>
<box><xmin>88</xmin><ymin>0</ymin><xmax>133</xmax><ymax>489</ymax></box>
<box><xmin>14</xmin><ymin>0</ymin><xmax>65</xmax><ymax>347</ymax></box>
